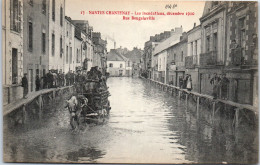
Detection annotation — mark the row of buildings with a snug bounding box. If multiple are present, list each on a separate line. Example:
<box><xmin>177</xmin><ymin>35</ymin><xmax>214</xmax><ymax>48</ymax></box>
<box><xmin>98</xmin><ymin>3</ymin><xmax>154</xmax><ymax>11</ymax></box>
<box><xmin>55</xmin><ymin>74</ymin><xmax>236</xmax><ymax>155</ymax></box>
<box><xmin>142</xmin><ymin>1</ymin><xmax>258</xmax><ymax>107</ymax></box>
<box><xmin>107</xmin><ymin>47</ymin><xmax>143</xmax><ymax>77</ymax></box>
<box><xmin>2</xmin><ymin>0</ymin><xmax>107</xmax><ymax>105</ymax></box>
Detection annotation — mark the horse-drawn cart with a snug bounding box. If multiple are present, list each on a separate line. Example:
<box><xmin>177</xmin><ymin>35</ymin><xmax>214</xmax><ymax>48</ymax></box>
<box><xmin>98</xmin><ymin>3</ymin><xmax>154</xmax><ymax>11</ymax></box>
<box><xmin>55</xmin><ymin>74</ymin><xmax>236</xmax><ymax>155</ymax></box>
<box><xmin>80</xmin><ymin>79</ymin><xmax>111</xmax><ymax>124</ymax></box>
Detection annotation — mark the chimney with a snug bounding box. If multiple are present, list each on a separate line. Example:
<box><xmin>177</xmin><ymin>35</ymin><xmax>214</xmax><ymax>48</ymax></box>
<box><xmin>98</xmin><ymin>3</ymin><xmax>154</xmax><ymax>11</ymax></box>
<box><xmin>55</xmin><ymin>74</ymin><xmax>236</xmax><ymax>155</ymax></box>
<box><xmin>114</xmin><ymin>42</ymin><xmax>116</xmax><ymax>49</ymax></box>
<box><xmin>194</xmin><ymin>22</ymin><xmax>196</xmax><ymax>27</ymax></box>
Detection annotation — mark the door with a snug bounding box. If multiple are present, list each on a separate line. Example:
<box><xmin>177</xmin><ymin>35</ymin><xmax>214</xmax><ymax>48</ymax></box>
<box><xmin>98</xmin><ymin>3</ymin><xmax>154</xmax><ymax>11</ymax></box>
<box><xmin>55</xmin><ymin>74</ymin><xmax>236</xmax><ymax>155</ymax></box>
<box><xmin>12</xmin><ymin>48</ymin><xmax>18</xmax><ymax>84</ymax></box>
<box><xmin>119</xmin><ymin>70</ymin><xmax>123</xmax><ymax>76</ymax></box>
<box><xmin>237</xmin><ymin>79</ymin><xmax>251</xmax><ymax>104</ymax></box>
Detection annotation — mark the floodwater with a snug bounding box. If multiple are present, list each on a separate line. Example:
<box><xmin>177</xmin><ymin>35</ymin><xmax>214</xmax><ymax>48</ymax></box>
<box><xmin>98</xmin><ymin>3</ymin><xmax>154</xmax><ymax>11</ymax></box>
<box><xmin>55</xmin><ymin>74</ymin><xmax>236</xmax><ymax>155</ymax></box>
<box><xmin>3</xmin><ymin>77</ymin><xmax>258</xmax><ymax>163</ymax></box>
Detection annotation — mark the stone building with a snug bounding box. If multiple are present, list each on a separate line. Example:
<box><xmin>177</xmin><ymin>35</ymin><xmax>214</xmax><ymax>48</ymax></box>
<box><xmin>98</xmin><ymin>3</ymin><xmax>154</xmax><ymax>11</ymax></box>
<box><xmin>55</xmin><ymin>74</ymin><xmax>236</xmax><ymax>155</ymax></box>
<box><xmin>123</xmin><ymin>47</ymin><xmax>143</xmax><ymax>76</ymax></box>
<box><xmin>48</xmin><ymin>0</ymin><xmax>65</xmax><ymax>71</ymax></box>
<box><xmin>72</xmin><ymin>20</ymin><xmax>94</xmax><ymax>71</ymax></box>
<box><xmin>225</xmin><ymin>1</ymin><xmax>258</xmax><ymax>106</ymax></box>
<box><xmin>199</xmin><ymin>1</ymin><xmax>227</xmax><ymax>96</ymax></box>
<box><xmin>167</xmin><ymin>33</ymin><xmax>187</xmax><ymax>86</ymax></box>
<box><xmin>2</xmin><ymin>0</ymin><xmax>24</xmax><ymax>105</ymax></box>
<box><xmin>23</xmin><ymin>0</ymin><xmax>49</xmax><ymax>93</ymax></box>
<box><xmin>74</xmin><ymin>26</ymin><xmax>84</xmax><ymax>72</ymax></box>
<box><xmin>152</xmin><ymin>27</ymin><xmax>183</xmax><ymax>83</ymax></box>
<box><xmin>92</xmin><ymin>32</ymin><xmax>108</xmax><ymax>74</ymax></box>
<box><xmin>64</xmin><ymin>16</ymin><xmax>75</xmax><ymax>73</ymax></box>
<box><xmin>185</xmin><ymin>24</ymin><xmax>202</xmax><ymax>92</ymax></box>
<box><xmin>143</xmin><ymin>31</ymin><xmax>172</xmax><ymax>78</ymax></box>
<box><xmin>107</xmin><ymin>49</ymin><xmax>127</xmax><ymax>77</ymax></box>
<box><xmin>199</xmin><ymin>1</ymin><xmax>258</xmax><ymax>106</ymax></box>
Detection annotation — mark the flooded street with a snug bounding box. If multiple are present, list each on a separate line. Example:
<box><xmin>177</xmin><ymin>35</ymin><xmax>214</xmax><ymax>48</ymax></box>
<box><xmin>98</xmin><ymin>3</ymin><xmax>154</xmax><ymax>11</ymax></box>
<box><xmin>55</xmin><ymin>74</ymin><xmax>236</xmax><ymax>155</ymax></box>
<box><xmin>4</xmin><ymin>77</ymin><xmax>258</xmax><ymax>163</ymax></box>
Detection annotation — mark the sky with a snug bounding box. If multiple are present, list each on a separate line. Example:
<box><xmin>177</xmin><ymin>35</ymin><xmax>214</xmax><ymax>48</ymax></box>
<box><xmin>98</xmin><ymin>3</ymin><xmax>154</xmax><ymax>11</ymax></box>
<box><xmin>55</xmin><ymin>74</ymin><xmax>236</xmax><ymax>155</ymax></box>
<box><xmin>65</xmin><ymin>0</ymin><xmax>205</xmax><ymax>51</ymax></box>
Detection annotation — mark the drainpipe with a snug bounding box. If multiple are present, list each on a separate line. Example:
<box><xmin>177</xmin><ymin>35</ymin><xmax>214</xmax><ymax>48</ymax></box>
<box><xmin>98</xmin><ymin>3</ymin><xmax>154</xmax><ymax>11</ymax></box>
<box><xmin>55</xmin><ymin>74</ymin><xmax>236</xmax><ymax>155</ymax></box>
<box><xmin>4</xmin><ymin>0</ymin><xmax>7</xmax><ymax>85</ymax></box>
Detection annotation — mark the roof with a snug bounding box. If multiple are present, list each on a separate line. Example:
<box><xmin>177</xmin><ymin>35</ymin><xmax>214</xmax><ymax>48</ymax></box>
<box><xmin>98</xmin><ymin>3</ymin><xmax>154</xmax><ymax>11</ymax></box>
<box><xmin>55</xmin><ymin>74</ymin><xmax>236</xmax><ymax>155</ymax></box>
<box><xmin>153</xmin><ymin>32</ymin><xmax>182</xmax><ymax>56</ymax></box>
<box><xmin>107</xmin><ymin>49</ymin><xmax>128</xmax><ymax>61</ymax></box>
<box><xmin>123</xmin><ymin>48</ymin><xmax>143</xmax><ymax>63</ymax></box>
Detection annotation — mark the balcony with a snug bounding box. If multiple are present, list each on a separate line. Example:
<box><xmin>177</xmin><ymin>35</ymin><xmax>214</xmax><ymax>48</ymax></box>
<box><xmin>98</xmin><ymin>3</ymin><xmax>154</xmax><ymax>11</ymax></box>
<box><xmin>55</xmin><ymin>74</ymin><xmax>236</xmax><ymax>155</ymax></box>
<box><xmin>230</xmin><ymin>47</ymin><xmax>257</xmax><ymax>66</ymax></box>
<box><xmin>185</xmin><ymin>55</ymin><xmax>197</xmax><ymax>69</ymax></box>
<box><xmin>185</xmin><ymin>56</ymin><xmax>194</xmax><ymax>69</ymax></box>
<box><xmin>200</xmin><ymin>51</ymin><xmax>217</xmax><ymax>66</ymax></box>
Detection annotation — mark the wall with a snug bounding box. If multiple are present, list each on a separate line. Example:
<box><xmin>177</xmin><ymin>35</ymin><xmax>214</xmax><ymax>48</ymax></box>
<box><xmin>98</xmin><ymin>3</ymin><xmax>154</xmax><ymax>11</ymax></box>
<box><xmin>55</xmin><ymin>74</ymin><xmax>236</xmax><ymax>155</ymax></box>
<box><xmin>2</xmin><ymin>0</ymin><xmax>24</xmax><ymax>105</ymax></box>
<box><xmin>158</xmin><ymin>51</ymin><xmax>167</xmax><ymax>83</ymax></box>
<box><xmin>226</xmin><ymin>2</ymin><xmax>258</xmax><ymax>65</ymax></box>
<box><xmin>3</xmin><ymin>0</ymin><xmax>24</xmax><ymax>86</ymax></box>
<box><xmin>74</xmin><ymin>36</ymin><xmax>82</xmax><ymax>71</ymax></box>
<box><xmin>107</xmin><ymin>61</ymin><xmax>126</xmax><ymax>76</ymax></box>
<box><xmin>48</xmin><ymin>0</ymin><xmax>65</xmax><ymax>71</ymax></box>
<box><xmin>125</xmin><ymin>60</ymin><xmax>132</xmax><ymax>77</ymax></box>
<box><xmin>201</xmin><ymin>9</ymin><xmax>226</xmax><ymax>64</ymax></box>
<box><xmin>187</xmin><ymin>26</ymin><xmax>201</xmax><ymax>65</ymax></box>
<box><xmin>23</xmin><ymin>0</ymin><xmax>49</xmax><ymax>93</ymax></box>
<box><xmin>64</xmin><ymin>18</ymin><xmax>75</xmax><ymax>73</ymax></box>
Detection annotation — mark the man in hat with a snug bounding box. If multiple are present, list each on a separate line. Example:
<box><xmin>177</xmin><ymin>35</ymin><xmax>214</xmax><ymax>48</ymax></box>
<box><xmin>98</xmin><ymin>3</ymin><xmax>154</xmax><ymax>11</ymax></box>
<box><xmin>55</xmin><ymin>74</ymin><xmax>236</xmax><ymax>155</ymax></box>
<box><xmin>21</xmin><ymin>73</ymin><xmax>28</xmax><ymax>99</ymax></box>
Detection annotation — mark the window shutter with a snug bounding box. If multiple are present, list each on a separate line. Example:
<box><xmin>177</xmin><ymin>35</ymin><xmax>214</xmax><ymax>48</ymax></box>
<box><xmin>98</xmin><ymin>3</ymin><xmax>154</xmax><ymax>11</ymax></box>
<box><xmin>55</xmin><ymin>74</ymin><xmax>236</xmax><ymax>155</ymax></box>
<box><xmin>10</xmin><ymin>0</ymin><xmax>14</xmax><ymax>30</ymax></box>
<box><xmin>18</xmin><ymin>1</ymin><xmax>21</xmax><ymax>32</ymax></box>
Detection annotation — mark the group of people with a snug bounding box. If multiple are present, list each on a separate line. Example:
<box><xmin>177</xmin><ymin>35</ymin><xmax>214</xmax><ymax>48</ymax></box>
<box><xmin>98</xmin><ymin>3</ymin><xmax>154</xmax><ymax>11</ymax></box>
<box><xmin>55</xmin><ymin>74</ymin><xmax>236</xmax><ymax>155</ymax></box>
<box><xmin>21</xmin><ymin>67</ymin><xmax>108</xmax><ymax>99</ymax></box>
<box><xmin>169</xmin><ymin>74</ymin><xmax>193</xmax><ymax>91</ymax></box>
<box><xmin>210</xmin><ymin>73</ymin><xmax>230</xmax><ymax>100</ymax></box>
<box><xmin>178</xmin><ymin>74</ymin><xmax>193</xmax><ymax>91</ymax></box>
<box><xmin>168</xmin><ymin>73</ymin><xmax>230</xmax><ymax>99</ymax></box>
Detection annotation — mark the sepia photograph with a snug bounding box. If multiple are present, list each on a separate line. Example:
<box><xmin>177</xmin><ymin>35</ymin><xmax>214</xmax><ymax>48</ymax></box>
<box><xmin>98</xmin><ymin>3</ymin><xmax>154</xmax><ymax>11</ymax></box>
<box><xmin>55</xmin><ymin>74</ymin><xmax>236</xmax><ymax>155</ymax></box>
<box><xmin>2</xmin><ymin>0</ymin><xmax>259</xmax><ymax>163</ymax></box>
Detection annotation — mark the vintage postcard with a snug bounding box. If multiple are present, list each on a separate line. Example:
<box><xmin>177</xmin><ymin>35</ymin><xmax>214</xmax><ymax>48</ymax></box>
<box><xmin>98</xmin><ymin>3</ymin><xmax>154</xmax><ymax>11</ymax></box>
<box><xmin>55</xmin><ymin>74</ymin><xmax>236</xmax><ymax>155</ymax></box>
<box><xmin>2</xmin><ymin>0</ymin><xmax>258</xmax><ymax>164</ymax></box>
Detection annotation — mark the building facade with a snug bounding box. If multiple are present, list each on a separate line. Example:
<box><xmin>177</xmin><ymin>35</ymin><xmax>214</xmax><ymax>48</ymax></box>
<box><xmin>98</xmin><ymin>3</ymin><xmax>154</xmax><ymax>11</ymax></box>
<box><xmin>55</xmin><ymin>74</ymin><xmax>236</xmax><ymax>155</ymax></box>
<box><xmin>199</xmin><ymin>1</ymin><xmax>227</xmax><ymax>96</ymax></box>
<box><xmin>72</xmin><ymin>20</ymin><xmax>94</xmax><ymax>71</ymax></box>
<box><xmin>123</xmin><ymin>47</ymin><xmax>143</xmax><ymax>76</ymax></box>
<box><xmin>48</xmin><ymin>0</ymin><xmax>65</xmax><ymax>71</ymax></box>
<box><xmin>143</xmin><ymin>31</ymin><xmax>172</xmax><ymax>78</ymax></box>
<box><xmin>64</xmin><ymin>16</ymin><xmax>75</xmax><ymax>73</ymax></box>
<box><xmin>107</xmin><ymin>49</ymin><xmax>127</xmax><ymax>76</ymax></box>
<box><xmin>167</xmin><ymin>33</ymin><xmax>187</xmax><ymax>86</ymax></box>
<box><xmin>93</xmin><ymin>32</ymin><xmax>108</xmax><ymax>74</ymax></box>
<box><xmin>185</xmin><ymin>24</ymin><xmax>202</xmax><ymax>92</ymax></box>
<box><xmin>23</xmin><ymin>0</ymin><xmax>49</xmax><ymax>93</ymax></box>
<box><xmin>225</xmin><ymin>1</ymin><xmax>258</xmax><ymax>106</ymax></box>
<box><xmin>2</xmin><ymin>0</ymin><xmax>24</xmax><ymax>104</ymax></box>
<box><xmin>152</xmin><ymin>27</ymin><xmax>183</xmax><ymax>83</ymax></box>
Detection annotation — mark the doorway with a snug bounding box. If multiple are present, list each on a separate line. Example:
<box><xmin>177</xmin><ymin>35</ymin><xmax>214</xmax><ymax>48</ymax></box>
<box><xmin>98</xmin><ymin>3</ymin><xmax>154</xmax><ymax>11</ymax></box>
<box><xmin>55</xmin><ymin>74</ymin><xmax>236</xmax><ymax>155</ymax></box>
<box><xmin>12</xmin><ymin>48</ymin><xmax>18</xmax><ymax>84</ymax></box>
<box><xmin>28</xmin><ymin>69</ymin><xmax>34</xmax><ymax>92</ymax></box>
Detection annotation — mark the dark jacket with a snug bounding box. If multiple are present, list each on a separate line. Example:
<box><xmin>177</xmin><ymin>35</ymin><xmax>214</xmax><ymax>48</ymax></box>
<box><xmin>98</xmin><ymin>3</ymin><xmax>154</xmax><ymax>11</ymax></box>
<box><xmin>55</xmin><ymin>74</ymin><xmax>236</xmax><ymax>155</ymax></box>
<box><xmin>22</xmin><ymin>76</ymin><xmax>28</xmax><ymax>88</ymax></box>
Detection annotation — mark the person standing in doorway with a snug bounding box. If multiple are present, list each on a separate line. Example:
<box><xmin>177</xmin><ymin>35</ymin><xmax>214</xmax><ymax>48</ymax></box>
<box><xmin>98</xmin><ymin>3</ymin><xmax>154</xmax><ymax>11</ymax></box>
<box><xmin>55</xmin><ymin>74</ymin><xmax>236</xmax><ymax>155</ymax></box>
<box><xmin>220</xmin><ymin>73</ymin><xmax>230</xmax><ymax>100</ymax></box>
<box><xmin>21</xmin><ymin>73</ymin><xmax>28</xmax><ymax>99</ymax></box>
<box><xmin>210</xmin><ymin>73</ymin><xmax>221</xmax><ymax>99</ymax></box>
<box><xmin>179</xmin><ymin>76</ymin><xmax>183</xmax><ymax>89</ymax></box>
<box><xmin>186</xmin><ymin>75</ymin><xmax>192</xmax><ymax>91</ymax></box>
<box><xmin>35</xmin><ymin>74</ymin><xmax>40</xmax><ymax>91</ymax></box>
<box><xmin>183</xmin><ymin>74</ymin><xmax>189</xmax><ymax>89</ymax></box>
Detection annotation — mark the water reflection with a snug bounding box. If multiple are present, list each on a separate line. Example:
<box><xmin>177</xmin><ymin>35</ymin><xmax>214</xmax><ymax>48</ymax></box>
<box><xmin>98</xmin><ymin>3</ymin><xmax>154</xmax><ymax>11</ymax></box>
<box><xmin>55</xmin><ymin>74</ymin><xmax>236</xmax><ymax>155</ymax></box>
<box><xmin>3</xmin><ymin>77</ymin><xmax>258</xmax><ymax>163</ymax></box>
<box><xmin>67</xmin><ymin>147</ymin><xmax>106</xmax><ymax>162</ymax></box>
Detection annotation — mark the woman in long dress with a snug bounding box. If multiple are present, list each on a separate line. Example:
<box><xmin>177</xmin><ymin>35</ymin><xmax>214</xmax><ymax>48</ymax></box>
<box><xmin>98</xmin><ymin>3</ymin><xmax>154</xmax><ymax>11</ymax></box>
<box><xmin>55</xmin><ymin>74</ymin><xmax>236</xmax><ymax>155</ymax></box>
<box><xmin>186</xmin><ymin>75</ymin><xmax>192</xmax><ymax>91</ymax></box>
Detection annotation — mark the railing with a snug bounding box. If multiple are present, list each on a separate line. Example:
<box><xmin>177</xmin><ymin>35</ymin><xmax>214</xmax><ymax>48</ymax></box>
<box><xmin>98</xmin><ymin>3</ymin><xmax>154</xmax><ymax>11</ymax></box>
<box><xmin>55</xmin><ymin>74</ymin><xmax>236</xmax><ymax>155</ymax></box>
<box><xmin>140</xmin><ymin>76</ymin><xmax>258</xmax><ymax>115</ymax></box>
<box><xmin>3</xmin><ymin>86</ymin><xmax>74</xmax><ymax>117</ymax></box>
<box><xmin>200</xmin><ymin>51</ymin><xmax>217</xmax><ymax>66</ymax></box>
<box><xmin>230</xmin><ymin>47</ymin><xmax>258</xmax><ymax>66</ymax></box>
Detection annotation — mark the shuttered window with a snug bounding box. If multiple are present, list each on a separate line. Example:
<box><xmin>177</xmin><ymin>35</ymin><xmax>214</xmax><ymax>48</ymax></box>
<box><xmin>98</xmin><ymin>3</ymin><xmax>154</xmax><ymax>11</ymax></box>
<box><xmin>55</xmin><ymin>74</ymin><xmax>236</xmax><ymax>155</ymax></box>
<box><xmin>28</xmin><ymin>21</ymin><xmax>33</xmax><ymax>51</ymax></box>
<box><xmin>10</xmin><ymin>0</ymin><xmax>21</xmax><ymax>32</ymax></box>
